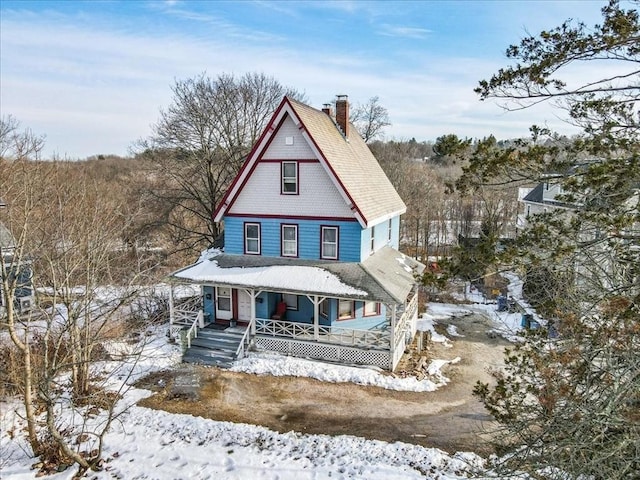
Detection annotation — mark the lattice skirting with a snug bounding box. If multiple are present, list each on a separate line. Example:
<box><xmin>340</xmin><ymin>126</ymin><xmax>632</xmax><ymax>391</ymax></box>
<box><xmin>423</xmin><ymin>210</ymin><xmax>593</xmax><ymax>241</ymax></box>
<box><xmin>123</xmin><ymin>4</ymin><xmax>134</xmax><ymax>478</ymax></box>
<box><xmin>255</xmin><ymin>336</ymin><xmax>392</xmax><ymax>370</ymax></box>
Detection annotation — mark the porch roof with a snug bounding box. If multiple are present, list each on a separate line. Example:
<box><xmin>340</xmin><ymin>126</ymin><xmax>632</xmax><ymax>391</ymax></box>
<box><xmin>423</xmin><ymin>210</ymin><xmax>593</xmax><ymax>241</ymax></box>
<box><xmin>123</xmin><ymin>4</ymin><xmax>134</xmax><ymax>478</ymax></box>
<box><xmin>170</xmin><ymin>247</ymin><xmax>424</xmax><ymax>304</ymax></box>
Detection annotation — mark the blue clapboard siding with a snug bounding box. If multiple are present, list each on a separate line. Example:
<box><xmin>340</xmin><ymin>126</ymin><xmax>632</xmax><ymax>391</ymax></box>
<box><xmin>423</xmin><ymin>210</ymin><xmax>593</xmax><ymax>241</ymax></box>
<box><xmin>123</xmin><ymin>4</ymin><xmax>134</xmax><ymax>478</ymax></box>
<box><xmin>223</xmin><ymin>216</ymin><xmax>362</xmax><ymax>262</ymax></box>
<box><xmin>203</xmin><ymin>285</ymin><xmax>215</xmax><ymax>321</ymax></box>
<box><xmin>325</xmin><ymin>299</ymin><xmax>387</xmax><ymax>330</ymax></box>
<box><xmin>359</xmin><ymin>215</ymin><xmax>401</xmax><ymax>259</ymax></box>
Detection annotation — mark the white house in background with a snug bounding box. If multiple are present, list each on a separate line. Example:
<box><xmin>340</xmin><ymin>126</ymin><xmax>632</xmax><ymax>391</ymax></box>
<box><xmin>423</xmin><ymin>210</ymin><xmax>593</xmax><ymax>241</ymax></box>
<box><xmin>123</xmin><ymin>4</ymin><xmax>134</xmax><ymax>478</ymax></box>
<box><xmin>517</xmin><ymin>175</ymin><xmax>639</xmax><ymax>297</ymax></box>
<box><xmin>0</xmin><ymin>198</ymin><xmax>35</xmax><ymax>315</ymax></box>
<box><xmin>167</xmin><ymin>95</ymin><xmax>425</xmax><ymax>371</ymax></box>
<box><xmin>517</xmin><ymin>179</ymin><xmax>576</xmax><ymax>232</ymax></box>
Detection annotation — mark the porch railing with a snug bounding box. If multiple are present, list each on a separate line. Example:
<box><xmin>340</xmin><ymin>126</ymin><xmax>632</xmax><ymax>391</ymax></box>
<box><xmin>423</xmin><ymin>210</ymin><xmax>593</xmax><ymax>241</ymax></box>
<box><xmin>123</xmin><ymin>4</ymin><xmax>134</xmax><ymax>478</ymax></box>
<box><xmin>393</xmin><ymin>291</ymin><xmax>419</xmax><ymax>347</ymax></box>
<box><xmin>235</xmin><ymin>318</ymin><xmax>254</xmax><ymax>360</ymax></box>
<box><xmin>391</xmin><ymin>291</ymin><xmax>419</xmax><ymax>369</ymax></box>
<box><xmin>172</xmin><ymin>296</ymin><xmax>202</xmax><ymax>325</ymax></box>
<box><xmin>255</xmin><ymin>318</ymin><xmax>391</xmax><ymax>349</ymax></box>
<box><xmin>185</xmin><ymin>311</ymin><xmax>203</xmax><ymax>349</ymax></box>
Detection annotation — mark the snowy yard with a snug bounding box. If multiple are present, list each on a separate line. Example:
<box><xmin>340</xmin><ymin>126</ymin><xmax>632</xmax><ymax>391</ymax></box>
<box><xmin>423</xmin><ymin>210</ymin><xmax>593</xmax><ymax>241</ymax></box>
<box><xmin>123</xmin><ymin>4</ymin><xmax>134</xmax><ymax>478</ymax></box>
<box><xmin>1</xmin><ymin>290</ymin><xmax>530</xmax><ymax>479</ymax></box>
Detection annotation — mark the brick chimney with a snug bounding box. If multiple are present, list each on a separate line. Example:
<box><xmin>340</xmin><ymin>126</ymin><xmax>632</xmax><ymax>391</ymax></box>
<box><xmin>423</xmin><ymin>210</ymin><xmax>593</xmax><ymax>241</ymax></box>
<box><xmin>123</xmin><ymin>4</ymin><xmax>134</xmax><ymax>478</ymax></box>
<box><xmin>322</xmin><ymin>103</ymin><xmax>333</xmax><ymax>117</ymax></box>
<box><xmin>335</xmin><ymin>95</ymin><xmax>349</xmax><ymax>138</ymax></box>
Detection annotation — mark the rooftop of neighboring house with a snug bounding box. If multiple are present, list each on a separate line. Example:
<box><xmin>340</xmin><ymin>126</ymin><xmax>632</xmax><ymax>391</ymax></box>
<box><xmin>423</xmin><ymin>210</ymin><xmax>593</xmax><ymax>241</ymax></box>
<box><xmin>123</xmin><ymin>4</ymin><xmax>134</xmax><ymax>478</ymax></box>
<box><xmin>521</xmin><ymin>181</ymin><xmax>576</xmax><ymax>209</ymax></box>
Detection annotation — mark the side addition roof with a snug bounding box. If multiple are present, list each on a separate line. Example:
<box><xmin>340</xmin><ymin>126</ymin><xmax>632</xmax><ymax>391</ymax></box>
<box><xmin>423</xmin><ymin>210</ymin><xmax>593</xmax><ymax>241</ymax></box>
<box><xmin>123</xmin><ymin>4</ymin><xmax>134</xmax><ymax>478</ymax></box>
<box><xmin>214</xmin><ymin>97</ymin><xmax>406</xmax><ymax>228</ymax></box>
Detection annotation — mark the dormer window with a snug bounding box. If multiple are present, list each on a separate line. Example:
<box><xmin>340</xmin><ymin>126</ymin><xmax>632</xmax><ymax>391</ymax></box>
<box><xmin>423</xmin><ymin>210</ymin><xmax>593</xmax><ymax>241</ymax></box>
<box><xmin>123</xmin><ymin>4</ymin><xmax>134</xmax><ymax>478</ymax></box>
<box><xmin>282</xmin><ymin>161</ymin><xmax>298</xmax><ymax>194</ymax></box>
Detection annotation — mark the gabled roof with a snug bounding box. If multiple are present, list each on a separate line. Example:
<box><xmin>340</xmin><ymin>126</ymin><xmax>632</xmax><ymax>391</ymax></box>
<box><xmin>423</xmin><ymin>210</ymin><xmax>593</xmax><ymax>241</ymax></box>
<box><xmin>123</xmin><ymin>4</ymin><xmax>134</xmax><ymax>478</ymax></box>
<box><xmin>522</xmin><ymin>183</ymin><xmax>544</xmax><ymax>203</ymax></box>
<box><xmin>171</xmin><ymin>247</ymin><xmax>424</xmax><ymax>304</ymax></box>
<box><xmin>214</xmin><ymin>96</ymin><xmax>406</xmax><ymax>228</ymax></box>
<box><xmin>522</xmin><ymin>182</ymin><xmax>576</xmax><ymax>209</ymax></box>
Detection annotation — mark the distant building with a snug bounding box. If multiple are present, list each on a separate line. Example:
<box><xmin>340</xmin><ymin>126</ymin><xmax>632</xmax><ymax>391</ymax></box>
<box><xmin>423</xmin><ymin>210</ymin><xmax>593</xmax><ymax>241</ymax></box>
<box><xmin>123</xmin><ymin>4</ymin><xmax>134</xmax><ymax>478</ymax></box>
<box><xmin>0</xmin><ymin>200</ymin><xmax>35</xmax><ymax>315</ymax></box>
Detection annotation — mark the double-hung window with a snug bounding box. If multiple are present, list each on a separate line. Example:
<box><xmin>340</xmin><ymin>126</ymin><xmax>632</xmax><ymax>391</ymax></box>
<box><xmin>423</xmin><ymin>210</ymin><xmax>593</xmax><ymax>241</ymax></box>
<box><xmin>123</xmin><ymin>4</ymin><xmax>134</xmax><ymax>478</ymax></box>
<box><xmin>338</xmin><ymin>299</ymin><xmax>354</xmax><ymax>320</ymax></box>
<box><xmin>370</xmin><ymin>225</ymin><xmax>376</xmax><ymax>253</ymax></box>
<box><xmin>363</xmin><ymin>301</ymin><xmax>379</xmax><ymax>316</ymax></box>
<box><xmin>282</xmin><ymin>293</ymin><xmax>298</xmax><ymax>310</ymax></box>
<box><xmin>319</xmin><ymin>298</ymin><xmax>330</xmax><ymax>317</ymax></box>
<box><xmin>281</xmin><ymin>224</ymin><xmax>298</xmax><ymax>257</ymax></box>
<box><xmin>282</xmin><ymin>161</ymin><xmax>298</xmax><ymax>194</ymax></box>
<box><xmin>321</xmin><ymin>226</ymin><xmax>338</xmax><ymax>260</ymax></box>
<box><xmin>244</xmin><ymin>223</ymin><xmax>261</xmax><ymax>255</ymax></box>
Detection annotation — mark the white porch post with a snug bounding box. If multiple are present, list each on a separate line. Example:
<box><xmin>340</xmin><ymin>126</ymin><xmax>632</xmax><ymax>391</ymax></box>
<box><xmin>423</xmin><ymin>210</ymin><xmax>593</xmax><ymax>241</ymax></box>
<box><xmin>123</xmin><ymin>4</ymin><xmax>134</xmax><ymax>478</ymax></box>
<box><xmin>249</xmin><ymin>289</ymin><xmax>261</xmax><ymax>335</ymax></box>
<box><xmin>313</xmin><ymin>295</ymin><xmax>319</xmax><ymax>341</ymax></box>
<box><xmin>198</xmin><ymin>284</ymin><xmax>205</xmax><ymax>328</ymax></box>
<box><xmin>169</xmin><ymin>284</ymin><xmax>175</xmax><ymax>326</ymax></box>
<box><xmin>390</xmin><ymin>303</ymin><xmax>397</xmax><ymax>370</ymax></box>
<box><xmin>305</xmin><ymin>295</ymin><xmax>325</xmax><ymax>342</ymax></box>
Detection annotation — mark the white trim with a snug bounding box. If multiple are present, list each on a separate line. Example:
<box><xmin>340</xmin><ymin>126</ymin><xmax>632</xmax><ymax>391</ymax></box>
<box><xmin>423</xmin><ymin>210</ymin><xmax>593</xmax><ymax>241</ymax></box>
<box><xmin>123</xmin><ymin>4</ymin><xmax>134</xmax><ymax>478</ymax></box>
<box><xmin>281</xmin><ymin>224</ymin><xmax>298</xmax><ymax>257</ymax></box>
<box><xmin>321</xmin><ymin>226</ymin><xmax>338</xmax><ymax>260</ymax></box>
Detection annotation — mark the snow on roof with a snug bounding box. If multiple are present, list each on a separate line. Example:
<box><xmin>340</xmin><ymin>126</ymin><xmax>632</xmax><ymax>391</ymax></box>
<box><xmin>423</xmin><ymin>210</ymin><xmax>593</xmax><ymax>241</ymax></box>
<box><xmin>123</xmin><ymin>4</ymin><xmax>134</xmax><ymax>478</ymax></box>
<box><xmin>173</xmin><ymin>253</ymin><xmax>367</xmax><ymax>298</ymax></box>
<box><xmin>171</xmin><ymin>247</ymin><xmax>425</xmax><ymax>303</ymax></box>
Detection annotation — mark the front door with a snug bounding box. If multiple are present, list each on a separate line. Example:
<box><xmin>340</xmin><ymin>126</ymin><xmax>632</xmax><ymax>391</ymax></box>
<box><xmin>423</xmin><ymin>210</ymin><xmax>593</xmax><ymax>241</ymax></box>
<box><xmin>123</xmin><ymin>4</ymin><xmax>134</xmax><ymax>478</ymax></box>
<box><xmin>216</xmin><ymin>287</ymin><xmax>232</xmax><ymax>320</ymax></box>
<box><xmin>237</xmin><ymin>289</ymin><xmax>252</xmax><ymax>321</ymax></box>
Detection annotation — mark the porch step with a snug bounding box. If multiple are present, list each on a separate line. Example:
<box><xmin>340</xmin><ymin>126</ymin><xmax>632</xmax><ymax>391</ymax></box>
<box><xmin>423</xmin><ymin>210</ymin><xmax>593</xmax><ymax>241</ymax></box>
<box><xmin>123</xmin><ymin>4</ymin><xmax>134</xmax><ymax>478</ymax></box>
<box><xmin>183</xmin><ymin>328</ymin><xmax>245</xmax><ymax>368</ymax></box>
<box><xmin>183</xmin><ymin>346</ymin><xmax>236</xmax><ymax>368</ymax></box>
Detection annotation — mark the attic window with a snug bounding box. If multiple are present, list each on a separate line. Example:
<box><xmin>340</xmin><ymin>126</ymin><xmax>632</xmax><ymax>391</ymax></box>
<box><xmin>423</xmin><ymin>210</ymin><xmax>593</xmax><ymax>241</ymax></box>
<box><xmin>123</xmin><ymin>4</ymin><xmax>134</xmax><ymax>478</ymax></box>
<box><xmin>281</xmin><ymin>161</ymin><xmax>298</xmax><ymax>195</ymax></box>
<box><xmin>285</xmin><ymin>136</ymin><xmax>294</xmax><ymax>145</ymax></box>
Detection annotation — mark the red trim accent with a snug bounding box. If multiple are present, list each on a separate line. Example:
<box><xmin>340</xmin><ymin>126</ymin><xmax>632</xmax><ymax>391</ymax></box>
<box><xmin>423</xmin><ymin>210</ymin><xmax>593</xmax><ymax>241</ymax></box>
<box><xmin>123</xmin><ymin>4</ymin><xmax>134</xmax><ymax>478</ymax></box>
<box><xmin>363</xmin><ymin>301</ymin><xmax>380</xmax><ymax>317</ymax></box>
<box><xmin>223</xmin><ymin>114</ymin><xmax>289</xmax><ymax>215</ymax></box>
<box><xmin>232</xmin><ymin>289</ymin><xmax>238</xmax><ymax>319</ymax></box>
<box><xmin>259</xmin><ymin>158</ymin><xmax>318</xmax><ymax>163</ymax></box>
<box><xmin>337</xmin><ymin>299</ymin><xmax>355</xmax><ymax>321</ymax></box>
<box><xmin>244</xmin><ymin>222</ymin><xmax>261</xmax><ymax>255</ymax></box>
<box><xmin>295</xmin><ymin>114</ymin><xmax>367</xmax><ymax>226</ymax></box>
<box><xmin>281</xmin><ymin>161</ymin><xmax>299</xmax><ymax>195</ymax></box>
<box><xmin>215</xmin><ymin>97</ymin><xmax>369</xmax><ymax>227</ymax></box>
<box><xmin>226</xmin><ymin>213</ymin><xmax>357</xmax><ymax>222</ymax></box>
<box><xmin>280</xmin><ymin>223</ymin><xmax>299</xmax><ymax>258</ymax></box>
<box><xmin>320</xmin><ymin>225</ymin><xmax>339</xmax><ymax>260</ymax></box>
<box><xmin>213</xmin><ymin>97</ymin><xmax>289</xmax><ymax>220</ymax></box>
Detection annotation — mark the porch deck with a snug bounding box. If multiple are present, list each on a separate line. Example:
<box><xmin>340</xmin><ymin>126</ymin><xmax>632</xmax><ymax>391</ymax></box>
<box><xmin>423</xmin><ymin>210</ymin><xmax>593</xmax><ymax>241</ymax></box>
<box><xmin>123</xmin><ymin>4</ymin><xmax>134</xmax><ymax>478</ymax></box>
<box><xmin>170</xmin><ymin>290</ymin><xmax>419</xmax><ymax>371</ymax></box>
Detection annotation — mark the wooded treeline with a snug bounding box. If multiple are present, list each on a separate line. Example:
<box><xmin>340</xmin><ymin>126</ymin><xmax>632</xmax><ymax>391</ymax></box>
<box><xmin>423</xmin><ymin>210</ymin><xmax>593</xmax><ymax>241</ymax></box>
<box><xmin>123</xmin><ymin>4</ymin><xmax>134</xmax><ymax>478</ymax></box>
<box><xmin>2</xmin><ymin>137</ymin><xmax>521</xmax><ymax>276</ymax></box>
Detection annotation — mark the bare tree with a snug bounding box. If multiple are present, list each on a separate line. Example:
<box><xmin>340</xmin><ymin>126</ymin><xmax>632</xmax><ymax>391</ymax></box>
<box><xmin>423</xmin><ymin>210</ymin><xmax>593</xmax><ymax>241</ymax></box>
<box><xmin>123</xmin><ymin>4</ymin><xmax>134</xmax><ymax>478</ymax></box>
<box><xmin>350</xmin><ymin>96</ymin><xmax>391</xmax><ymax>143</ymax></box>
<box><xmin>1</xmin><ymin>151</ymin><xmax>155</xmax><ymax>475</ymax></box>
<box><xmin>139</xmin><ymin>72</ymin><xmax>304</xmax><ymax>255</ymax></box>
<box><xmin>0</xmin><ymin>115</ymin><xmax>45</xmax><ymax>161</ymax></box>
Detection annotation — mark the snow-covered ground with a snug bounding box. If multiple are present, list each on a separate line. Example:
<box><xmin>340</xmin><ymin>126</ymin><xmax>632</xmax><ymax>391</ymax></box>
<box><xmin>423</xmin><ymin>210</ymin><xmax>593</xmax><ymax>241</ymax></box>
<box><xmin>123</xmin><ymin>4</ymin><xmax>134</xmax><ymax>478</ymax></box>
<box><xmin>1</xmin><ymin>286</ymin><xmax>534</xmax><ymax>479</ymax></box>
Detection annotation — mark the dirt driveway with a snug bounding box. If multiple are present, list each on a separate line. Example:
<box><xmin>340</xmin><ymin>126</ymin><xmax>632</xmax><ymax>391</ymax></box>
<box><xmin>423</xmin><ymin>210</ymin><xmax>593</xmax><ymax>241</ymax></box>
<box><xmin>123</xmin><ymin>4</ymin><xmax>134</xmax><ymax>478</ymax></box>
<box><xmin>138</xmin><ymin>313</ymin><xmax>509</xmax><ymax>454</ymax></box>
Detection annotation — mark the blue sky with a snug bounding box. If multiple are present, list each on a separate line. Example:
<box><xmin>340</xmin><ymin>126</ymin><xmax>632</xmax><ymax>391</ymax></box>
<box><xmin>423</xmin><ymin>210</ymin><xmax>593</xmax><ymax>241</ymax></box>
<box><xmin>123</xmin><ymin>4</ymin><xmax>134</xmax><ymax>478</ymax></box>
<box><xmin>0</xmin><ymin>0</ymin><xmax>607</xmax><ymax>159</ymax></box>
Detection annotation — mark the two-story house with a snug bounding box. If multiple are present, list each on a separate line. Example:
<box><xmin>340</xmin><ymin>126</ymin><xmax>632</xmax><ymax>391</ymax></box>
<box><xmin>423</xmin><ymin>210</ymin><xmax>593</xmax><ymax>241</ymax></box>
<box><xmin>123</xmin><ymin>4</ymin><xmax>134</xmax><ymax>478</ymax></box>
<box><xmin>168</xmin><ymin>95</ymin><xmax>424</xmax><ymax>371</ymax></box>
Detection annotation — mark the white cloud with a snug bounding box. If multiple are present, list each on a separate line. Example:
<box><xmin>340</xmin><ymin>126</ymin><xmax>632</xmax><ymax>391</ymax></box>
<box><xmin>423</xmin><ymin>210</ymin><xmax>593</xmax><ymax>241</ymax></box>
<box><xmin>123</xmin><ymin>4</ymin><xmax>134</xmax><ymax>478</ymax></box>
<box><xmin>0</xmin><ymin>5</ymin><xmax>593</xmax><ymax>158</ymax></box>
<box><xmin>377</xmin><ymin>24</ymin><xmax>432</xmax><ymax>39</ymax></box>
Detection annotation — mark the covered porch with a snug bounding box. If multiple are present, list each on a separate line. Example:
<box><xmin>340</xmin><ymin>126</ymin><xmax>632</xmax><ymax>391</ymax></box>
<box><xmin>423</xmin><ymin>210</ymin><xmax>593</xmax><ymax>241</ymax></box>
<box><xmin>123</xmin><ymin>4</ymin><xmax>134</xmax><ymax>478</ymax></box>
<box><xmin>168</xmin><ymin>247</ymin><xmax>424</xmax><ymax>371</ymax></box>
